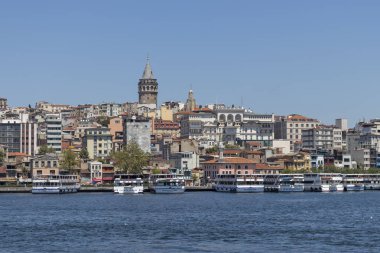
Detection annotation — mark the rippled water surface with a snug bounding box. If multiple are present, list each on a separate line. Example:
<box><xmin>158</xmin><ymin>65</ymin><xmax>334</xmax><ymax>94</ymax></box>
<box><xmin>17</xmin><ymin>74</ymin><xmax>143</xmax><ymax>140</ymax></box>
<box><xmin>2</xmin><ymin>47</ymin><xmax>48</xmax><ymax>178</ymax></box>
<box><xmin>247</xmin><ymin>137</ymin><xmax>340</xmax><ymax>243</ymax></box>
<box><xmin>1</xmin><ymin>192</ymin><xmax>379</xmax><ymax>253</ymax></box>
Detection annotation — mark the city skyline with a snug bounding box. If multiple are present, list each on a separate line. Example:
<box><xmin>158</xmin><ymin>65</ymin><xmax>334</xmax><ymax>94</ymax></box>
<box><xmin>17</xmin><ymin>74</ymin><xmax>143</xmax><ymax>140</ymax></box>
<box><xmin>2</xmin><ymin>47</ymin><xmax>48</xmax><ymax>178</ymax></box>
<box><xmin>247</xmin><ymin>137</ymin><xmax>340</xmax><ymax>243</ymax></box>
<box><xmin>2</xmin><ymin>1</ymin><xmax>380</xmax><ymax>125</ymax></box>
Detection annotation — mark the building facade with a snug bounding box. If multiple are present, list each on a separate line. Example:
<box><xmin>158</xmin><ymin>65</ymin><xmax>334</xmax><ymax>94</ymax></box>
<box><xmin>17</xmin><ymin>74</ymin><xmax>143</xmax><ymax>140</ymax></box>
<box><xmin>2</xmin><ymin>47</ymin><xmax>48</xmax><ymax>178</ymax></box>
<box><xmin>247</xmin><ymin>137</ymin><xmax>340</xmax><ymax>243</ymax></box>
<box><xmin>45</xmin><ymin>114</ymin><xmax>62</xmax><ymax>153</ymax></box>
<box><xmin>0</xmin><ymin>119</ymin><xmax>37</xmax><ymax>156</ymax></box>
<box><xmin>302</xmin><ymin>126</ymin><xmax>342</xmax><ymax>152</ymax></box>
<box><xmin>83</xmin><ymin>128</ymin><xmax>113</xmax><ymax>159</ymax></box>
<box><xmin>123</xmin><ymin>116</ymin><xmax>151</xmax><ymax>153</ymax></box>
<box><xmin>274</xmin><ymin>114</ymin><xmax>320</xmax><ymax>152</ymax></box>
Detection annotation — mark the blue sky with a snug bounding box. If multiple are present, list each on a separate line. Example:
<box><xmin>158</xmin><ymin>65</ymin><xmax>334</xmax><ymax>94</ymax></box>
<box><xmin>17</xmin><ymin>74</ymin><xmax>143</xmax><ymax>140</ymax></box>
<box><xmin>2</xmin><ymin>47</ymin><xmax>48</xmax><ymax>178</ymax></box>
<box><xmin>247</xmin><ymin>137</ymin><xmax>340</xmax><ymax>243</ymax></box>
<box><xmin>1</xmin><ymin>1</ymin><xmax>380</xmax><ymax>125</ymax></box>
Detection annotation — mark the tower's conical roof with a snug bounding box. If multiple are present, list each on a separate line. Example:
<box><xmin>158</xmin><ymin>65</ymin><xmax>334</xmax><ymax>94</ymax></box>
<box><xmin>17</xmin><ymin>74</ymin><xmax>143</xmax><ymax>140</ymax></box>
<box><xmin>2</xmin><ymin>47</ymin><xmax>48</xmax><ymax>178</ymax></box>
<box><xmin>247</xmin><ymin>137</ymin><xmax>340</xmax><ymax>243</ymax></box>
<box><xmin>141</xmin><ymin>57</ymin><xmax>154</xmax><ymax>79</ymax></box>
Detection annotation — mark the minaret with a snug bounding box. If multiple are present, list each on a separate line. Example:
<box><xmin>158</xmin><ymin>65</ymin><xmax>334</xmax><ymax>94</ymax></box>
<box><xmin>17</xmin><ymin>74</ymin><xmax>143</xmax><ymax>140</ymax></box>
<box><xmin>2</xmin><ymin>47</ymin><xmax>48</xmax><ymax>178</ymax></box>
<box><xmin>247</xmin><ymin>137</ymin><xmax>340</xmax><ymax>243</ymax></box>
<box><xmin>138</xmin><ymin>57</ymin><xmax>158</xmax><ymax>106</ymax></box>
<box><xmin>185</xmin><ymin>89</ymin><xmax>197</xmax><ymax>112</ymax></box>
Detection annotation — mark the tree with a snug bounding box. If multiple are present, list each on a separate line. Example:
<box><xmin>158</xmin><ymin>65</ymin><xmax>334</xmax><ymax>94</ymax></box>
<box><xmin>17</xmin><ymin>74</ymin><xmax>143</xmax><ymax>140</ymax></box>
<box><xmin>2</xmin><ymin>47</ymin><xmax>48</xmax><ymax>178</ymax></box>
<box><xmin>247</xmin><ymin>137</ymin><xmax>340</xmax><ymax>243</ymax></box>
<box><xmin>225</xmin><ymin>144</ymin><xmax>240</xmax><ymax>149</ymax></box>
<box><xmin>60</xmin><ymin>149</ymin><xmax>79</xmax><ymax>174</ymax></box>
<box><xmin>205</xmin><ymin>146</ymin><xmax>218</xmax><ymax>154</ymax></box>
<box><xmin>79</xmin><ymin>148</ymin><xmax>89</xmax><ymax>161</ymax></box>
<box><xmin>111</xmin><ymin>140</ymin><xmax>149</xmax><ymax>174</ymax></box>
<box><xmin>96</xmin><ymin>116</ymin><xmax>110</xmax><ymax>127</ymax></box>
<box><xmin>151</xmin><ymin>168</ymin><xmax>161</xmax><ymax>174</ymax></box>
<box><xmin>0</xmin><ymin>149</ymin><xmax>5</xmax><ymax>166</ymax></box>
<box><xmin>38</xmin><ymin>145</ymin><xmax>55</xmax><ymax>155</ymax></box>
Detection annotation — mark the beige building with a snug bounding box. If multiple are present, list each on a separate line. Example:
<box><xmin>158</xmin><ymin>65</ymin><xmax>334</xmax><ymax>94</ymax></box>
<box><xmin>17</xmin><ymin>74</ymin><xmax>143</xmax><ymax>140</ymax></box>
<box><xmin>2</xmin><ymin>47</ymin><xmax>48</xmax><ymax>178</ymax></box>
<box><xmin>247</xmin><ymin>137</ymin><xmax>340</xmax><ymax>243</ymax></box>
<box><xmin>84</xmin><ymin>128</ymin><xmax>113</xmax><ymax>159</ymax></box>
<box><xmin>108</xmin><ymin>117</ymin><xmax>123</xmax><ymax>141</ymax></box>
<box><xmin>31</xmin><ymin>153</ymin><xmax>60</xmax><ymax>176</ymax></box>
<box><xmin>274</xmin><ymin>114</ymin><xmax>320</xmax><ymax>152</ymax></box>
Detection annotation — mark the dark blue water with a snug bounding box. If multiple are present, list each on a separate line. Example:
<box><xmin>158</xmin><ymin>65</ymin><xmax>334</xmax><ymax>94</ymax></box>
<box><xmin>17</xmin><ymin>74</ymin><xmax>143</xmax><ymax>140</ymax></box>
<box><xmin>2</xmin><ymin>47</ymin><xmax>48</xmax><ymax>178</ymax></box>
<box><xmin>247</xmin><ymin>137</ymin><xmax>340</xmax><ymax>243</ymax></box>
<box><xmin>0</xmin><ymin>192</ymin><xmax>379</xmax><ymax>253</ymax></box>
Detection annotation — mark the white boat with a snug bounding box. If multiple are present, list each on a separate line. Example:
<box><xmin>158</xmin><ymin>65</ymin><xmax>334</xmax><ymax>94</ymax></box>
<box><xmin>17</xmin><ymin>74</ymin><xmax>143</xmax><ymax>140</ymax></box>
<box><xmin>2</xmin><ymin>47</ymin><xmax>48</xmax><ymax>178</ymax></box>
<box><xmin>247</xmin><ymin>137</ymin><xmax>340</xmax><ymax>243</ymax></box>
<box><xmin>278</xmin><ymin>174</ymin><xmax>304</xmax><ymax>192</ymax></box>
<box><xmin>149</xmin><ymin>174</ymin><xmax>185</xmax><ymax>194</ymax></box>
<box><xmin>321</xmin><ymin>174</ymin><xmax>344</xmax><ymax>192</ymax></box>
<box><xmin>236</xmin><ymin>174</ymin><xmax>265</xmax><ymax>193</ymax></box>
<box><xmin>363</xmin><ymin>174</ymin><xmax>380</xmax><ymax>190</ymax></box>
<box><xmin>32</xmin><ymin>175</ymin><xmax>80</xmax><ymax>194</ymax></box>
<box><xmin>343</xmin><ymin>174</ymin><xmax>365</xmax><ymax>191</ymax></box>
<box><xmin>215</xmin><ymin>174</ymin><xmax>264</xmax><ymax>193</ymax></box>
<box><xmin>114</xmin><ymin>174</ymin><xmax>144</xmax><ymax>194</ymax></box>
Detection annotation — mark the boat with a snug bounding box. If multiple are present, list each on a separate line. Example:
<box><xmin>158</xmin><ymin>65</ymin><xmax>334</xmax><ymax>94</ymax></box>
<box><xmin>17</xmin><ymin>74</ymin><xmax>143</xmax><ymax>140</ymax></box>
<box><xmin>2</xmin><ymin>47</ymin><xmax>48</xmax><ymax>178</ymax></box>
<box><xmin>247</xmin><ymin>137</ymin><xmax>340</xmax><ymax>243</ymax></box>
<box><xmin>263</xmin><ymin>174</ymin><xmax>280</xmax><ymax>192</ymax></box>
<box><xmin>32</xmin><ymin>175</ymin><xmax>80</xmax><ymax>194</ymax></box>
<box><xmin>303</xmin><ymin>173</ymin><xmax>322</xmax><ymax>192</ymax></box>
<box><xmin>149</xmin><ymin>174</ymin><xmax>185</xmax><ymax>194</ymax></box>
<box><xmin>114</xmin><ymin>174</ymin><xmax>144</xmax><ymax>194</ymax></box>
<box><xmin>363</xmin><ymin>174</ymin><xmax>380</xmax><ymax>190</ymax></box>
<box><xmin>214</xmin><ymin>174</ymin><xmax>264</xmax><ymax>193</ymax></box>
<box><xmin>320</xmin><ymin>174</ymin><xmax>344</xmax><ymax>192</ymax></box>
<box><xmin>343</xmin><ymin>174</ymin><xmax>365</xmax><ymax>191</ymax></box>
<box><xmin>278</xmin><ymin>174</ymin><xmax>304</xmax><ymax>192</ymax></box>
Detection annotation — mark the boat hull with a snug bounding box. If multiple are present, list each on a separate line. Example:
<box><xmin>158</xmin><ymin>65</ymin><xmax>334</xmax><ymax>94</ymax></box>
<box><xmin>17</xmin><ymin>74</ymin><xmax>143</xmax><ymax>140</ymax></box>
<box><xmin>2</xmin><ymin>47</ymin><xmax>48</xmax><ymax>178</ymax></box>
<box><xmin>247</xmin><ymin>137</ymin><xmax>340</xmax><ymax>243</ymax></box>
<box><xmin>114</xmin><ymin>186</ymin><xmax>144</xmax><ymax>194</ymax></box>
<box><xmin>32</xmin><ymin>187</ymin><xmax>78</xmax><ymax>194</ymax></box>
<box><xmin>345</xmin><ymin>184</ymin><xmax>364</xmax><ymax>191</ymax></box>
<box><xmin>235</xmin><ymin>185</ymin><xmax>264</xmax><ymax>193</ymax></box>
<box><xmin>278</xmin><ymin>185</ymin><xmax>304</xmax><ymax>192</ymax></box>
<box><xmin>151</xmin><ymin>186</ymin><xmax>185</xmax><ymax>194</ymax></box>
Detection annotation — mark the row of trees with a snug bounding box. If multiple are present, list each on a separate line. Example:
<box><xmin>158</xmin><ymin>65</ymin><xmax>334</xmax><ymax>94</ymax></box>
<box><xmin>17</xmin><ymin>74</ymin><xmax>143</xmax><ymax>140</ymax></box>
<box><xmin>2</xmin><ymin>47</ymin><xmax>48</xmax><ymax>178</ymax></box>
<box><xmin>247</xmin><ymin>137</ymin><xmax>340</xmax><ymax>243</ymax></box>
<box><xmin>59</xmin><ymin>140</ymin><xmax>149</xmax><ymax>174</ymax></box>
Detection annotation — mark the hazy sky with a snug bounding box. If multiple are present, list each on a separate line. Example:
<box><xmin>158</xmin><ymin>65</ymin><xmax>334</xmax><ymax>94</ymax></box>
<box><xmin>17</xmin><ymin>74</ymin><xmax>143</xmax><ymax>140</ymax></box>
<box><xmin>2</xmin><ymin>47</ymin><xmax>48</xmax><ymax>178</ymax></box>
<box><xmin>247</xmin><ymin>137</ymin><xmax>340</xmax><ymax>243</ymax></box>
<box><xmin>1</xmin><ymin>1</ymin><xmax>380</xmax><ymax>125</ymax></box>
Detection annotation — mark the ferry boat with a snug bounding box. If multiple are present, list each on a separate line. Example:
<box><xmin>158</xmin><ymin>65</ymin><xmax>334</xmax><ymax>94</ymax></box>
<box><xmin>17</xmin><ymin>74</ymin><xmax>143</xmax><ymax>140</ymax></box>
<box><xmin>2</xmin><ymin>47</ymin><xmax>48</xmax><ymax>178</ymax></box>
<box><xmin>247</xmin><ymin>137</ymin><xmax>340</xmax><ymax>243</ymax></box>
<box><xmin>343</xmin><ymin>174</ymin><xmax>365</xmax><ymax>191</ymax></box>
<box><xmin>278</xmin><ymin>174</ymin><xmax>304</xmax><ymax>192</ymax></box>
<box><xmin>32</xmin><ymin>175</ymin><xmax>80</xmax><ymax>194</ymax></box>
<box><xmin>303</xmin><ymin>173</ymin><xmax>322</xmax><ymax>192</ymax></box>
<box><xmin>263</xmin><ymin>174</ymin><xmax>280</xmax><ymax>192</ymax></box>
<box><xmin>114</xmin><ymin>174</ymin><xmax>144</xmax><ymax>194</ymax></box>
<box><xmin>214</xmin><ymin>174</ymin><xmax>264</xmax><ymax>193</ymax></box>
<box><xmin>320</xmin><ymin>174</ymin><xmax>344</xmax><ymax>192</ymax></box>
<box><xmin>363</xmin><ymin>174</ymin><xmax>380</xmax><ymax>190</ymax></box>
<box><xmin>149</xmin><ymin>174</ymin><xmax>185</xmax><ymax>194</ymax></box>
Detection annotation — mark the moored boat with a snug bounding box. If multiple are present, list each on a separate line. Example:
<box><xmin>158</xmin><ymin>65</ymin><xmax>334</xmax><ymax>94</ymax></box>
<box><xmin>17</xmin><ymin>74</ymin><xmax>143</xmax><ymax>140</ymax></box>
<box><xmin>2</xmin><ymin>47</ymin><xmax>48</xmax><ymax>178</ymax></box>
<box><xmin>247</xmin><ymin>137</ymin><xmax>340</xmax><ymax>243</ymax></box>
<box><xmin>149</xmin><ymin>174</ymin><xmax>185</xmax><ymax>194</ymax></box>
<box><xmin>343</xmin><ymin>174</ymin><xmax>365</xmax><ymax>191</ymax></box>
<box><xmin>278</xmin><ymin>174</ymin><xmax>304</xmax><ymax>192</ymax></box>
<box><xmin>32</xmin><ymin>175</ymin><xmax>80</xmax><ymax>194</ymax></box>
<box><xmin>320</xmin><ymin>174</ymin><xmax>344</xmax><ymax>192</ymax></box>
<box><xmin>114</xmin><ymin>174</ymin><xmax>144</xmax><ymax>194</ymax></box>
<box><xmin>215</xmin><ymin>174</ymin><xmax>264</xmax><ymax>193</ymax></box>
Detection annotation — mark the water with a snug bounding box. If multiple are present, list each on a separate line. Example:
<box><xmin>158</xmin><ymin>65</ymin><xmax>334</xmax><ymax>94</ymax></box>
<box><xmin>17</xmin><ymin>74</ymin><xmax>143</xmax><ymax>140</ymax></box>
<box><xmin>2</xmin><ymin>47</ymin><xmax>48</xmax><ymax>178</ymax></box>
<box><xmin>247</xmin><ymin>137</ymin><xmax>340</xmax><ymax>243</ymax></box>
<box><xmin>0</xmin><ymin>192</ymin><xmax>379</xmax><ymax>253</ymax></box>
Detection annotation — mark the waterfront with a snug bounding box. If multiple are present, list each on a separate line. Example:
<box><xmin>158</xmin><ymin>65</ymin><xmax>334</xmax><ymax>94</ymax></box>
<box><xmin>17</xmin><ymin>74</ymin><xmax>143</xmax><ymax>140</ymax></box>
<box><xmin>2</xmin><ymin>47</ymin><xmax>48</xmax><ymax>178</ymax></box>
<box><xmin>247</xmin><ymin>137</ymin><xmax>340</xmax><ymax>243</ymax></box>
<box><xmin>0</xmin><ymin>192</ymin><xmax>379</xmax><ymax>252</ymax></box>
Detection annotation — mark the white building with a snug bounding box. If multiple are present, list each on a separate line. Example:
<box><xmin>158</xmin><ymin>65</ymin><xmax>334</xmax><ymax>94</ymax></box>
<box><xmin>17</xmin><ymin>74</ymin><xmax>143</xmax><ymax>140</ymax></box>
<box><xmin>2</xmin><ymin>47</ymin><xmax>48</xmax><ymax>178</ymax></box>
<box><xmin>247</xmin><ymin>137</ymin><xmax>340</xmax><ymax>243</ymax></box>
<box><xmin>302</xmin><ymin>125</ymin><xmax>342</xmax><ymax>152</ymax></box>
<box><xmin>170</xmin><ymin>152</ymin><xmax>200</xmax><ymax>176</ymax></box>
<box><xmin>335</xmin><ymin>118</ymin><xmax>348</xmax><ymax>131</ymax></box>
<box><xmin>311</xmin><ymin>154</ymin><xmax>324</xmax><ymax>168</ymax></box>
<box><xmin>46</xmin><ymin>114</ymin><xmax>62</xmax><ymax>153</ymax></box>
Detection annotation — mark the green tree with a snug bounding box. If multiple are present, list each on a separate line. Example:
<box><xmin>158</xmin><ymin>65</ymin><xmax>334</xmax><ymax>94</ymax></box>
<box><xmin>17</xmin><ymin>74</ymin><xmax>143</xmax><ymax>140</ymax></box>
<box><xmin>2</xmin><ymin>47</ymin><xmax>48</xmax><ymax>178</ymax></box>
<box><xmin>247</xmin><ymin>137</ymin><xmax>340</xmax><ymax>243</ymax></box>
<box><xmin>112</xmin><ymin>140</ymin><xmax>149</xmax><ymax>174</ymax></box>
<box><xmin>0</xmin><ymin>149</ymin><xmax>5</xmax><ymax>166</ymax></box>
<box><xmin>151</xmin><ymin>168</ymin><xmax>161</xmax><ymax>174</ymax></box>
<box><xmin>38</xmin><ymin>145</ymin><xmax>55</xmax><ymax>154</ymax></box>
<box><xmin>225</xmin><ymin>144</ymin><xmax>240</xmax><ymax>149</ymax></box>
<box><xmin>79</xmin><ymin>148</ymin><xmax>89</xmax><ymax>160</ymax></box>
<box><xmin>205</xmin><ymin>146</ymin><xmax>218</xmax><ymax>154</ymax></box>
<box><xmin>96</xmin><ymin>116</ymin><xmax>110</xmax><ymax>127</ymax></box>
<box><xmin>60</xmin><ymin>149</ymin><xmax>79</xmax><ymax>174</ymax></box>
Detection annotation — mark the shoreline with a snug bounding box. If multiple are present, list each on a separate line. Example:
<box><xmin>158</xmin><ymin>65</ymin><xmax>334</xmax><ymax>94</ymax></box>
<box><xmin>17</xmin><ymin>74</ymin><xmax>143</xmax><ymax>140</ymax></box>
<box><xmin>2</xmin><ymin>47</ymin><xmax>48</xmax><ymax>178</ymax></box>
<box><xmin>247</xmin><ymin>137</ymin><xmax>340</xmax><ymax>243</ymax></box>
<box><xmin>0</xmin><ymin>186</ymin><xmax>215</xmax><ymax>193</ymax></box>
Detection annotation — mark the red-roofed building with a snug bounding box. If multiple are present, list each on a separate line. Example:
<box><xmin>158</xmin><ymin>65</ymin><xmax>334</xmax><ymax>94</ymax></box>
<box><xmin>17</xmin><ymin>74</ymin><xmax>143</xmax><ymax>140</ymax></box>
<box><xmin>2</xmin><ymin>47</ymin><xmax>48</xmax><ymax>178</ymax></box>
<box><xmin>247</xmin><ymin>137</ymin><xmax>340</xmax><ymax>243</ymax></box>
<box><xmin>201</xmin><ymin>157</ymin><xmax>257</xmax><ymax>181</ymax></box>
